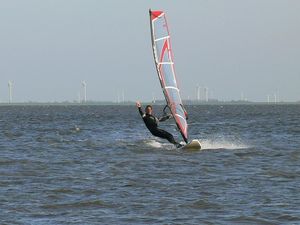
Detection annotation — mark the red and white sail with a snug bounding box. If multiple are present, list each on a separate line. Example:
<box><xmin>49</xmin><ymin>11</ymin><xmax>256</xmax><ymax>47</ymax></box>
<box><xmin>149</xmin><ymin>9</ymin><xmax>188</xmax><ymax>143</ymax></box>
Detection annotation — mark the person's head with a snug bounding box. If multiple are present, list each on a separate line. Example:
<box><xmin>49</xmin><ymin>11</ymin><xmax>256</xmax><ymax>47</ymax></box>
<box><xmin>145</xmin><ymin>105</ymin><xmax>153</xmax><ymax>114</ymax></box>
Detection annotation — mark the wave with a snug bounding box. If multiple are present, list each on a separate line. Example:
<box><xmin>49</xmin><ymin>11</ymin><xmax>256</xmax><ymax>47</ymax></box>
<box><xmin>199</xmin><ymin>138</ymin><xmax>249</xmax><ymax>150</ymax></box>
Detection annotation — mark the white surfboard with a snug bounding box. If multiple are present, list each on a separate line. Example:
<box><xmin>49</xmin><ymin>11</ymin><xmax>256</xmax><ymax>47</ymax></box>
<box><xmin>180</xmin><ymin>139</ymin><xmax>201</xmax><ymax>150</ymax></box>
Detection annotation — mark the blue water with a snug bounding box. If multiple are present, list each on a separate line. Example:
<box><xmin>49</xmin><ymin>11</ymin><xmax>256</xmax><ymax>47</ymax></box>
<box><xmin>0</xmin><ymin>104</ymin><xmax>299</xmax><ymax>224</ymax></box>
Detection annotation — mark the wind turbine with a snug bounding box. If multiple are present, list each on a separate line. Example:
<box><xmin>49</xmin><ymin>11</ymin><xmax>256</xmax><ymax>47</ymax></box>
<box><xmin>122</xmin><ymin>90</ymin><xmax>125</xmax><ymax>103</ymax></box>
<box><xmin>241</xmin><ymin>92</ymin><xmax>244</xmax><ymax>101</ymax></box>
<box><xmin>205</xmin><ymin>87</ymin><xmax>209</xmax><ymax>102</ymax></box>
<box><xmin>196</xmin><ymin>85</ymin><xmax>201</xmax><ymax>101</ymax></box>
<box><xmin>152</xmin><ymin>92</ymin><xmax>156</xmax><ymax>103</ymax></box>
<box><xmin>8</xmin><ymin>81</ymin><xmax>13</xmax><ymax>103</ymax></box>
<box><xmin>81</xmin><ymin>81</ymin><xmax>87</xmax><ymax>103</ymax></box>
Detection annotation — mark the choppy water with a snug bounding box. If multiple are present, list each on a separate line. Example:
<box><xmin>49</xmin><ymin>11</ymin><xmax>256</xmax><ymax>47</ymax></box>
<box><xmin>0</xmin><ymin>104</ymin><xmax>299</xmax><ymax>224</ymax></box>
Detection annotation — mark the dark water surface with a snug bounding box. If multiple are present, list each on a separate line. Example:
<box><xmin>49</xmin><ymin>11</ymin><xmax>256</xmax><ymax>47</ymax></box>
<box><xmin>0</xmin><ymin>105</ymin><xmax>299</xmax><ymax>224</ymax></box>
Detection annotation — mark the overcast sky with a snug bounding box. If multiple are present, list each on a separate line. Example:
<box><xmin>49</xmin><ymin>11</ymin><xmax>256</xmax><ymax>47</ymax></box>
<box><xmin>0</xmin><ymin>0</ymin><xmax>299</xmax><ymax>102</ymax></box>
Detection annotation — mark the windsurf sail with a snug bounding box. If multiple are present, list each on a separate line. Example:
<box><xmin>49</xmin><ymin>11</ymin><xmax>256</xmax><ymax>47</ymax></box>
<box><xmin>149</xmin><ymin>9</ymin><xmax>188</xmax><ymax>143</ymax></box>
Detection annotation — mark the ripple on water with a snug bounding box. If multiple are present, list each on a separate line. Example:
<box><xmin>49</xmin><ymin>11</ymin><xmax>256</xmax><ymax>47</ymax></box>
<box><xmin>0</xmin><ymin>105</ymin><xmax>300</xmax><ymax>224</ymax></box>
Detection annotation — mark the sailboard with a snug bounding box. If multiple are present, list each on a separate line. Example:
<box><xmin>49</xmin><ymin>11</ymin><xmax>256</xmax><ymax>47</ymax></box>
<box><xmin>149</xmin><ymin>9</ymin><xmax>200</xmax><ymax>149</ymax></box>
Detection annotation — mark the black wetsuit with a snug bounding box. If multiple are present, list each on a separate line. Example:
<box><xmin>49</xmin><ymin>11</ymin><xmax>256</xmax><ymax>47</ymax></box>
<box><xmin>138</xmin><ymin>107</ymin><xmax>178</xmax><ymax>145</ymax></box>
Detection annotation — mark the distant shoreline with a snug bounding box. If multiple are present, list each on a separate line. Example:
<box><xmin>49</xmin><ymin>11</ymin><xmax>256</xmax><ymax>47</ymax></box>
<box><xmin>0</xmin><ymin>101</ymin><xmax>299</xmax><ymax>106</ymax></box>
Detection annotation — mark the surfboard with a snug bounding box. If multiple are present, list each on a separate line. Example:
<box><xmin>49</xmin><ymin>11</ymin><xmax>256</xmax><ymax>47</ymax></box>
<box><xmin>180</xmin><ymin>139</ymin><xmax>201</xmax><ymax>150</ymax></box>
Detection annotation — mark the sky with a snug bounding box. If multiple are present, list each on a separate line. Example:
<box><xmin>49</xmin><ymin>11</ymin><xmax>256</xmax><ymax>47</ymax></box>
<box><xmin>0</xmin><ymin>0</ymin><xmax>299</xmax><ymax>102</ymax></box>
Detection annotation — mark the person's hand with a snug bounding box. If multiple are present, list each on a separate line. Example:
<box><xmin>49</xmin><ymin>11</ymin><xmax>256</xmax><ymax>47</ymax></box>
<box><xmin>136</xmin><ymin>101</ymin><xmax>141</xmax><ymax>108</ymax></box>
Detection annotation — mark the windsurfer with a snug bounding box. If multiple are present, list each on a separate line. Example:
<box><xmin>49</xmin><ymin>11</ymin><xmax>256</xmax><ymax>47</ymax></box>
<box><xmin>136</xmin><ymin>101</ymin><xmax>182</xmax><ymax>148</ymax></box>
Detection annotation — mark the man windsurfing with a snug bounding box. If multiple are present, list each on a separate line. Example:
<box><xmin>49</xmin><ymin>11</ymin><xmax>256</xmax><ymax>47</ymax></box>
<box><xmin>136</xmin><ymin>101</ymin><xmax>183</xmax><ymax>148</ymax></box>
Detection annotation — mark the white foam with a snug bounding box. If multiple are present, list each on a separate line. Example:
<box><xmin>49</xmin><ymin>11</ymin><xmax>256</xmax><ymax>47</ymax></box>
<box><xmin>144</xmin><ymin>138</ymin><xmax>248</xmax><ymax>151</ymax></box>
<box><xmin>199</xmin><ymin>139</ymin><xmax>249</xmax><ymax>150</ymax></box>
<box><xmin>146</xmin><ymin>139</ymin><xmax>174</xmax><ymax>150</ymax></box>
<box><xmin>146</xmin><ymin>140</ymin><xmax>163</xmax><ymax>148</ymax></box>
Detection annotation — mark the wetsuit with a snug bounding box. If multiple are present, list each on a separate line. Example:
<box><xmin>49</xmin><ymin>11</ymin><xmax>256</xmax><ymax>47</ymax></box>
<box><xmin>138</xmin><ymin>107</ymin><xmax>178</xmax><ymax>145</ymax></box>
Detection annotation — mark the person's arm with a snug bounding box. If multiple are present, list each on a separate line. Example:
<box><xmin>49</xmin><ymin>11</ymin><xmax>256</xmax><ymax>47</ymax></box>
<box><xmin>136</xmin><ymin>101</ymin><xmax>144</xmax><ymax>117</ymax></box>
<box><xmin>158</xmin><ymin>114</ymin><xmax>172</xmax><ymax>122</ymax></box>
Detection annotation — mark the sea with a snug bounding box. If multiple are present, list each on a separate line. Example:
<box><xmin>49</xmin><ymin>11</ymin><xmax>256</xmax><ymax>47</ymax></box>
<box><xmin>0</xmin><ymin>104</ymin><xmax>299</xmax><ymax>225</ymax></box>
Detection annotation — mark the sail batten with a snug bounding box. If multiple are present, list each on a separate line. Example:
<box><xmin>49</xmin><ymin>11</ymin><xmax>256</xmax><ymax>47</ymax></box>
<box><xmin>154</xmin><ymin>36</ymin><xmax>170</xmax><ymax>42</ymax></box>
<box><xmin>158</xmin><ymin>62</ymin><xmax>174</xmax><ymax>65</ymax></box>
<box><xmin>149</xmin><ymin>9</ymin><xmax>188</xmax><ymax>143</ymax></box>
